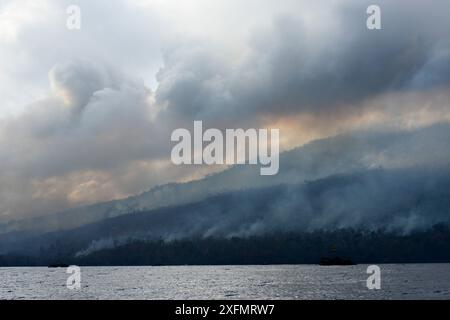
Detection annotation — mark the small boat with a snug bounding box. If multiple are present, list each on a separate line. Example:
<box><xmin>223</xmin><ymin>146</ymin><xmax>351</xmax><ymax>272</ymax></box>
<box><xmin>319</xmin><ymin>244</ymin><xmax>355</xmax><ymax>266</ymax></box>
<box><xmin>48</xmin><ymin>263</ymin><xmax>70</xmax><ymax>268</ymax></box>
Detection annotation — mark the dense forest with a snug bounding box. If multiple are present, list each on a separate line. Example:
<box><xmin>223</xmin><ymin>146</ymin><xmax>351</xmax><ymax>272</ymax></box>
<box><xmin>1</xmin><ymin>224</ymin><xmax>450</xmax><ymax>266</ymax></box>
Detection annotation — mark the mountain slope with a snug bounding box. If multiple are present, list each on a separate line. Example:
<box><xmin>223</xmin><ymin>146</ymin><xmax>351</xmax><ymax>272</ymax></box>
<box><xmin>2</xmin><ymin>165</ymin><xmax>450</xmax><ymax>258</ymax></box>
<box><xmin>2</xmin><ymin>123</ymin><xmax>450</xmax><ymax>236</ymax></box>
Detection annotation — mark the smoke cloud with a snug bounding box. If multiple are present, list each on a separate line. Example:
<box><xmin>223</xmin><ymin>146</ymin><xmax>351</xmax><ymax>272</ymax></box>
<box><xmin>1</xmin><ymin>0</ymin><xmax>450</xmax><ymax>223</ymax></box>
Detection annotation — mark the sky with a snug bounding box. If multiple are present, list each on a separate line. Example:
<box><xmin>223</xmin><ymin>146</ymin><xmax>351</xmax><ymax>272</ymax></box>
<box><xmin>1</xmin><ymin>0</ymin><xmax>450</xmax><ymax>221</ymax></box>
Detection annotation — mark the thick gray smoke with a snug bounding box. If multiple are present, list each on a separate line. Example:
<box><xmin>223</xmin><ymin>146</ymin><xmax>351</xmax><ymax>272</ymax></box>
<box><xmin>34</xmin><ymin>163</ymin><xmax>450</xmax><ymax>257</ymax></box>
<box><xmin>2</xmin><ymin>0</ymin><xmax>450</xmax><ymax>222</ymax></box>
<box><xmin>2</xmin><ymin>124</ymin><xmax>450</xmax><ymax>257</ymax></box>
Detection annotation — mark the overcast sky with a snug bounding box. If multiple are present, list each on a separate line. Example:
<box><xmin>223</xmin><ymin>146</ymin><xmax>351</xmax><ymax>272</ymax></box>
<box><xmin>1</xmin><ymin>0</ymin><xmax>450</xmax><ymax>220</ymax></box>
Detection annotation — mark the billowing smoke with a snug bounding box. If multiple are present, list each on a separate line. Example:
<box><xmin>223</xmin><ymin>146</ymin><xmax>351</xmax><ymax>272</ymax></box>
<box><xmin>1</xmin><ymin>0</ymin><xmax>450</xmax><ymax>228</ymax></box>
<box><xmin>3</xmin><ymin>123</ymin><xmax>450</xmax><ymax>258</ymax></box>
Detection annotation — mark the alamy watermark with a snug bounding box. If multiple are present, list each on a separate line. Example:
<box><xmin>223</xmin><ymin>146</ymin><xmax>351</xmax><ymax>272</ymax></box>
<box><xmin>366</xmin><ymin>265</ymin><xmax>381</xmax><ymax>290</ymax></box>
<box><xmin>367</xmin><ymin>5</ymin><xmax>382</xmax><ymax>30</ymax></box>
<box><xmin>66</xmin><ymin>265</ymin><xmax>81</xmax><ymax>290</ymax></box>
<box><xmin>66</xmin><ymin>5</ymin><xmax>81</xmax><ymax>30</ymax></box>
<box><xmin>171</xmin><ymin>121</ymin><xmax>279</xmax><ymax>175</ymax></box>
<box><xmin>64</xmin><ymin>4</ymin><xmax>379</xmax><ymax>32</ymax></box>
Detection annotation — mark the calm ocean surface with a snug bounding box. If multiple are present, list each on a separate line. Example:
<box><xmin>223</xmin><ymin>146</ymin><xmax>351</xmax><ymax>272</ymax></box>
<box><xmin>0</xmin><ymin>264</ymin><xmax>449</xmax><ymax>300</ymax></box>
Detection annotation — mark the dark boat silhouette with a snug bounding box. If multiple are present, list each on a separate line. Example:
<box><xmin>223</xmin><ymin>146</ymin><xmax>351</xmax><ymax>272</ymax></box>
<box><xmin>48</xmin><ymin>263</ymin><xmax>70</xmax><ymax>268</ymax></box>
<box><xmin>319</xmin><ymin>244</ymin><xmax>356</xmax><ymax>266</ymax></box>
